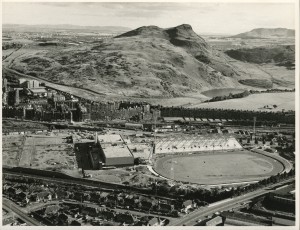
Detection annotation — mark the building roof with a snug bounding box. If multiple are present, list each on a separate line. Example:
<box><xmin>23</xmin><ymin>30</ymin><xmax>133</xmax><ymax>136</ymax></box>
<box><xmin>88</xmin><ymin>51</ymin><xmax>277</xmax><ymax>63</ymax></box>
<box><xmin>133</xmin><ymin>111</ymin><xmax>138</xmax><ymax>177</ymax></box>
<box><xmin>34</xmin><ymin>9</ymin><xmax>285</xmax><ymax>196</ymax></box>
<box><xmin>148</xmin><ymin>217</ymin><xmax>160</xmax><ymax>226</ymax></box>
<box><xmin>45</xmin><ymin>205</ymin><xmax>60</xmax><ymax>214</ymax></box>
<box><xmin>97</xmin><ymin>134</ymin><xmax>124</xmax><ymax>144</ymax></box>
<box><xmin>206</xmin><ymin>216</ymin><xmax>223</xmax><ymax>226</ymax></box>
<box><xmin>183</xmin><ymin>200</ymin><xmax>193</xmax><ymax>207</ymax></box>
<box><xmin>163</xmin><ymin>117</ymin><xmax>184</xmax><ymax>122</ymax></box>
<box><xmin>125</xmin><ymin>123</ymin><xmax>143</xmax><ymax>128</ymax></box>
<box><xmin>102</xmin><ymin>145</ymin><xmax>133</xmax><ymax>158</ymax></box>
<box><xmin>29</xmin><ymin>87</ymin><xmax>47</xmax><ymax>94</ymax></box>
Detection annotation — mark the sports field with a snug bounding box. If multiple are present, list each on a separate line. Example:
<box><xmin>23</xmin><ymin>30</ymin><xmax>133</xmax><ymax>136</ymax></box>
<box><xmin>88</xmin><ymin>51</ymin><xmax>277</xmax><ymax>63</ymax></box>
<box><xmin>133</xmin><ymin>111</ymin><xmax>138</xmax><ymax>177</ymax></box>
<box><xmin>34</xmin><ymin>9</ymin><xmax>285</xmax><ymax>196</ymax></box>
<box><xmin>154</xmin><ymin>150</ymin><xmax>284</xmax><ymax>185</ymax></box>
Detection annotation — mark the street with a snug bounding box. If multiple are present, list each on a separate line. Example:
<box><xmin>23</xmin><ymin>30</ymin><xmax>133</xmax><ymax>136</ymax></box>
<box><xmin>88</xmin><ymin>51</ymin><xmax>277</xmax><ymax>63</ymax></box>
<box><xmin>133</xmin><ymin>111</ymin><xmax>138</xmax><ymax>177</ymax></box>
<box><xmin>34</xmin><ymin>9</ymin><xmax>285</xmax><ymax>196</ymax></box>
<box><xmin>170</xmin><ymin>178</ymin><xmax>295</xmax><ymax>226</ymax></box>
<box><xmin>2</xmin><ymin>198</ymin><xmax>42</xmax><ymax>226</ymax></box>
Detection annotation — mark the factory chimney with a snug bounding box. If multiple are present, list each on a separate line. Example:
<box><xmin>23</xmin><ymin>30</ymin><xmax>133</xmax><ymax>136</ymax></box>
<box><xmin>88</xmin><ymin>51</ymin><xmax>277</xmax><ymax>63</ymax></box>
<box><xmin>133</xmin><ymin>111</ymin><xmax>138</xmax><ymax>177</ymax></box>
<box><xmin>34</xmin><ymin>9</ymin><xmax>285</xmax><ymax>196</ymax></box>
<box><xmin>95</xmin><ymin>132</ymin><xmax>98</xmax><ymax>144</ymax></box>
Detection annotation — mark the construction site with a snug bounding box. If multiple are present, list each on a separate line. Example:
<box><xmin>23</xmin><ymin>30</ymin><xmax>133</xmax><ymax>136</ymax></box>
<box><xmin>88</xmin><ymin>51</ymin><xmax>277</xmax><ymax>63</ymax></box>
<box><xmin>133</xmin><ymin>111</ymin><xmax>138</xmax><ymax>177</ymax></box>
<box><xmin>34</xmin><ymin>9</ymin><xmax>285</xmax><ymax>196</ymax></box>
<box><xmin>154</xmin><ymin>134</ymin><xmax>242</xmax><ymax>154</ymax></box>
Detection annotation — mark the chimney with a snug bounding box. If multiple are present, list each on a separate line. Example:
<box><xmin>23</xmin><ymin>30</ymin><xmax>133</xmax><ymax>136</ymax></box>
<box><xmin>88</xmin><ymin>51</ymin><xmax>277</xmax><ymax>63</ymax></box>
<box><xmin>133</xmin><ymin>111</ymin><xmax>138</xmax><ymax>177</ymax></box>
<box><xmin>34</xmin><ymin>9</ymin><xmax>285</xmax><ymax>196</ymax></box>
<box><xmin>95</xmin><ymin>132</ymin><xmax>98</xmax><ymax>144</ymax></box>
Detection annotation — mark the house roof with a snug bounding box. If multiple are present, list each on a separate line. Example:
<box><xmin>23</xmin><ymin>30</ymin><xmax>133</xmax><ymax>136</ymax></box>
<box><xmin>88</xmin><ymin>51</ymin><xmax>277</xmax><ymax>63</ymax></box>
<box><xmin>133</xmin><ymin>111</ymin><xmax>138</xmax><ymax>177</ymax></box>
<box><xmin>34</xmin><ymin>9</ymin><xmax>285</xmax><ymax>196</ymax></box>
<box><xmin>45</xmin><ymin>205</ymin><xmax>60</xmax><ymax>214</ymax></box>
<box><xmin>148</xmin><ymin>217</ymin><xmax>160</xmax><ymax>226</ymax></box>
<box><xmin>83</xmin><ymin>206</ymin><xmax>98</xmax><ymax>213</ymax></box>
<box><xmin>37</xmin><ymin>191</ymin><xmax>51</xmax><ymax>198</ymax></box>
<box><xmin>206</xmin><ymin>216</ymin><xmax>223</xmax><ymax>226</ymax></box>
<box><xmin>183</xmin><ymin>200</ymin><xmax>193</xmax><ymax>207</ymax></box>
<box><xmin>29</xmin><ymin>87</ymin><xmax>47</xmax><ymax>94</ymax></box>
<box><xmin>100</xmin><ymin>192</ymin><xmax>110</xmax><ymax>198</ymax></box>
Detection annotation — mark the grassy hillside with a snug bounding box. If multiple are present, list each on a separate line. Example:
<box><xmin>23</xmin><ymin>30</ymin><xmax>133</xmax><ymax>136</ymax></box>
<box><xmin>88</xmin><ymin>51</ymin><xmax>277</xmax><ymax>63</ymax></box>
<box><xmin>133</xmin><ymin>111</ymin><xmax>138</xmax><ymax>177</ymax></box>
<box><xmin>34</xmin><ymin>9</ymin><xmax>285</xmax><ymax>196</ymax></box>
<box><xmin>4</xmin><ymin>24</ymin><xmax>295</xmax><ymax>99</ymax></box>
<box><xmin>187</xmin><ymin>92</ymin><xmax>295</xmax><ymax>111</ymax></box>
<box><xmin>225</xmin><ymin>45</ymin><xmax>295</xmax><ymax>68</ymax></box>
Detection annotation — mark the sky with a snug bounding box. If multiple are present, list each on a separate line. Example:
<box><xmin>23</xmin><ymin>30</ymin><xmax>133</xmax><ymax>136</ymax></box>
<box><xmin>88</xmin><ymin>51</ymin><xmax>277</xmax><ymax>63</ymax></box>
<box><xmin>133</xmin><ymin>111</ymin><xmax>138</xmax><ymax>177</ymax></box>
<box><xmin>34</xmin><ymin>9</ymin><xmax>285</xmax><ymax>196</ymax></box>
<box><xmin>2</xmin><ymin>2</ymin><xmax>295</xmax><ymax>35</ymax></box>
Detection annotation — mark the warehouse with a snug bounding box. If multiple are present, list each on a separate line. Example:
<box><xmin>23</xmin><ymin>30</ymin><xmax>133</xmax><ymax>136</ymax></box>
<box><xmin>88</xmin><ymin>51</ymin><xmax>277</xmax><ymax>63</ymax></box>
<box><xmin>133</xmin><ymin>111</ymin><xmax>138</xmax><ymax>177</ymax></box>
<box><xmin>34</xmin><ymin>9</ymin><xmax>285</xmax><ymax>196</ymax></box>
<box><xmin>97</xmin><ymin>134</ymin><xmax>124</xmax><ymax>145</ymax></box>
<box><xmin>96</xmin><ymin>134</ymin><xmax>134</xmax><ymax>167</ymax></box>
<box><xmin>99</xmin><ymin>144</ymin><xmax>134</xmax><ymax>167</ymax></box>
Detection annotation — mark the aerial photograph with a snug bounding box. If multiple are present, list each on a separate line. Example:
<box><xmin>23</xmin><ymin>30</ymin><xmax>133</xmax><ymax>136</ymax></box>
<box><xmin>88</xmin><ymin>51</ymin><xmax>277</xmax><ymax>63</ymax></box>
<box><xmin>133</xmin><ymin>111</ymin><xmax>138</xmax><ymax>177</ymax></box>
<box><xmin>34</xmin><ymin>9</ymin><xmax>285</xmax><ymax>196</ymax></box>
<box><xmin>2</xmin><ymin>1</ymin><xmax>298</xmax><ymax>228</ymax></box>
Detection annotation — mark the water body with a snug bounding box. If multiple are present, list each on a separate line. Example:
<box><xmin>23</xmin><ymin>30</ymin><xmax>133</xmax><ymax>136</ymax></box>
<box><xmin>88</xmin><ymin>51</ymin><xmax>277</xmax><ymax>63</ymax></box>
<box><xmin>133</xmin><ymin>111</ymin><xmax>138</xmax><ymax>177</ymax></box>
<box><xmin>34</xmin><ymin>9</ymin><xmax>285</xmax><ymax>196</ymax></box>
<box><xmin>201</xmin><ymin>88</ymin><xmax>246</xmax><ymax>98</ymax></box>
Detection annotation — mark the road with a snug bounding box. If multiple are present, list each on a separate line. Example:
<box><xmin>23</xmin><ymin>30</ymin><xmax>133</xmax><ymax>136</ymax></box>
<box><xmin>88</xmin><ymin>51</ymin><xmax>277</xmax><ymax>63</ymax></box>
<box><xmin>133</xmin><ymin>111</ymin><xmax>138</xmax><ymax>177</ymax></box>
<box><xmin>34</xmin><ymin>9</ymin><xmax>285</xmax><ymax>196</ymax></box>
<box><xmin>2</xmin><ymin>198</ymin><xmax>42</xmax><ymax>226</ymax></box>
<box><xmin>3</xmin><ymin>171</ymin><xmax>294</xmax><ymax>226</ymax></box>
<box><xmin>170</xmin><ymin>178</ymin><xmax>295</xmax><ymax>226</ymax></box>
<box><xmin>3</xmin><ymin>66</ymin><xmax>107</xmax><ymax>101</ymax></box>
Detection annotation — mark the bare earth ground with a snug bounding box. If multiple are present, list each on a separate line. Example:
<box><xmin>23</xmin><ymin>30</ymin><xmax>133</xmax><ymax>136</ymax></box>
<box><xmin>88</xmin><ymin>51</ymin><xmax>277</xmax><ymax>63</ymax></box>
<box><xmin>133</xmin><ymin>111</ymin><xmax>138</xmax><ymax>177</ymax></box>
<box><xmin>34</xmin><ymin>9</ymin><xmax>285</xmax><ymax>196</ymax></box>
<box><xmin>186</xmin><ymin>92</ymin><xmax>295</xmax><ymax>111</ymax></box>
<box><xmin>2</xmin><ymin>133</ymin><xmax>158</xmax><ymax>187</ymax></box>
<box><xmin>2</xmin><ymin>135</ymin><xmax>25</xmax><ymax>167</ymax></box>
<box><xmin>3</xmin><ymin>134</ymin><xmax>78</xmax><ymax>173</ymax></box>
<box><xmin>154</xmin><ymin>150</ymin><xmax>284</xmax><ymax>185</ymax></box>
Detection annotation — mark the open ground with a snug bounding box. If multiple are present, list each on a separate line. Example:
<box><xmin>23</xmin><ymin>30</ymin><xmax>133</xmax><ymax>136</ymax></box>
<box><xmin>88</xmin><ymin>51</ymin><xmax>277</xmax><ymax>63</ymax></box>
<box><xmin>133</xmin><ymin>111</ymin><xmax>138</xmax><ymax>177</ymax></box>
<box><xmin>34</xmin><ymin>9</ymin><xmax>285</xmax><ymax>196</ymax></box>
<box><xmin>2</xmin><ymin>133</ymin><xmax>78</xmax><ymax>174</ymax></box>
<box><xmin>186</xmin><ymin>92</ymin><xmax>295</xmax><ymax>111</ymax></box>
<box><xmin>154</xmin><ymin>150</ymin><xmax>284</xmax><ymax>185</ymax></box>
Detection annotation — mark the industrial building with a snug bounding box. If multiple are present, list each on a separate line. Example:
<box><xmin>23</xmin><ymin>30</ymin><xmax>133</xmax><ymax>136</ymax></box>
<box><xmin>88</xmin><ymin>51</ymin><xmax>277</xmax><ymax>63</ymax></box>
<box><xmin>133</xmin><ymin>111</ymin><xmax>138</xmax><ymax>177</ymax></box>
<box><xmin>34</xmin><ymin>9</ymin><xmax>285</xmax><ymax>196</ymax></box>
<box><xmin>99</xmin><ymin>145</ymin><xmax>134</xmax><ymax>167</ymax></box>
<box><xmin>97</xmin><ymin>134</ymin><xmax>124</xmax><ymax>145</ymax></box>
<box><xmin>96</xmin><ymin>134</ymin><xmax>134</xmax><ymax>167</ymax></box>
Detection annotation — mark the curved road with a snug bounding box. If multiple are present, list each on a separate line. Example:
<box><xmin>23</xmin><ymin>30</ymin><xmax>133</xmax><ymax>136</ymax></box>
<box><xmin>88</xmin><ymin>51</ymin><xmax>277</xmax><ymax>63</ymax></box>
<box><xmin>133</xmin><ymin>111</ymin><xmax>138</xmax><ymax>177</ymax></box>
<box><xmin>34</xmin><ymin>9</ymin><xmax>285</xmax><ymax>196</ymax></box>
<box><xmin>170</xmin><ymin>178</ymin><xmax>295</xmax><ymax>226</ymax></box>
<box><xmin>3</xmin><ymin>67</ymin><xmax>107</xmax><ymax>101</ymax></box>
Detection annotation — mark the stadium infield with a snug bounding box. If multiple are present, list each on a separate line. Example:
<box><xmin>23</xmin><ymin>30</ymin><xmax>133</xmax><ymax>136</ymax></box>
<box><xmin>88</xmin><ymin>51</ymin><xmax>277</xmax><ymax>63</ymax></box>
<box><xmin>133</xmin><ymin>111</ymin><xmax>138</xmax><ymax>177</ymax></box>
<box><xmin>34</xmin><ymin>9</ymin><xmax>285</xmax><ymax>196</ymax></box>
<box><xmin>154</xmin><ymin>150</ymin><xmax>285</xmax><ymax>185</ymax></box>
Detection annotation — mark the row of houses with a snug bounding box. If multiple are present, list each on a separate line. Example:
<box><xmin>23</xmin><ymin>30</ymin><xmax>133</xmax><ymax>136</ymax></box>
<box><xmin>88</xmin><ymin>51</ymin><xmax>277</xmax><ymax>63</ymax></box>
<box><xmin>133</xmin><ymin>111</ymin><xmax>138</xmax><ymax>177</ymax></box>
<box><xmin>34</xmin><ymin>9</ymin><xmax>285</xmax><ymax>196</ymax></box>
<box><xmin>3</xmin><ymin>180</ymin><xmax>194</xmax><ymax>217</ymax></box>
<box><xmin>34</xmin><ymin>202</ymin><xmax>168</xmax><ymax>226</ymax></box>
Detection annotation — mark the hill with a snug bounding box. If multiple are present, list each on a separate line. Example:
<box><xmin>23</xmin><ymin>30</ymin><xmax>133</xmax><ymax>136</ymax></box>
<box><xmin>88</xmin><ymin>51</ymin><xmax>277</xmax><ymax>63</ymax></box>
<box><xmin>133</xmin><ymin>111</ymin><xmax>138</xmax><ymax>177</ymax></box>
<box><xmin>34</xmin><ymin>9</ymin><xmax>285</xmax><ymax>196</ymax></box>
<box><xmin>4</xmin><ymin>24</ymin><xmax>295</xmax><ymax>100</ymax></box>
<box><xmin>225</xmin><ymin>45</ymin><xmax>295</xmax><ymax>68</ymax></box>
<box><xmin>232</xmin><ymin>28</ymin><xmax>295</xmax><ymax>39</ymax></box>
<box><xmin>225</xmin><ymin>46</ymin><xmax>295</xmax><ymax>68</ymax></box>
<box><xmin>2</xmin><ymin>24</ymin><xmax>131</xmax><ymax>34</ymax></box>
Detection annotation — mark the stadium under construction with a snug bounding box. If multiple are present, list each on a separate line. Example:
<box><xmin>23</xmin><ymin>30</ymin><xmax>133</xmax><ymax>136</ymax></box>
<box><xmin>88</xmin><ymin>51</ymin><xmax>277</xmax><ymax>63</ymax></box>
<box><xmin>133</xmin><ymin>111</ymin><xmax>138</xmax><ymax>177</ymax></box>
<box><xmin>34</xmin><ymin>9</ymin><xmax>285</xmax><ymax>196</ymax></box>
<box><xmin>154</xmin><ymin>134</ymin><xmax>242</xmax><ymax>154</ymax></box>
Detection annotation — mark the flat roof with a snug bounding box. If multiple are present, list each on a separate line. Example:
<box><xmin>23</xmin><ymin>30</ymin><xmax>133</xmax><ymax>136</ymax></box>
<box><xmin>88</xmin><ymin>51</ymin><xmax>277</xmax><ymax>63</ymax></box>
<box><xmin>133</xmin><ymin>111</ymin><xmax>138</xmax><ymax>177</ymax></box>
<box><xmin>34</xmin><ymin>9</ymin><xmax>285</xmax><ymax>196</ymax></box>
<box><xmin>29</xmin><ymin>88</ymin><xmax>47</xmax><ymax>93</ymax></box>
<box><xmin>163</xmin><ymin>117</ymin><xmax>184</xmax><ymax>121</ymax></box>
<box><xmin>102</xmin><ymin>145</ymin><xmax>133</xmax><ymax>158</ymax></box>
<box><xmin>97</xmin><ymin>134</ymin><xmax>124</xmax><ymax>144</ymax></box>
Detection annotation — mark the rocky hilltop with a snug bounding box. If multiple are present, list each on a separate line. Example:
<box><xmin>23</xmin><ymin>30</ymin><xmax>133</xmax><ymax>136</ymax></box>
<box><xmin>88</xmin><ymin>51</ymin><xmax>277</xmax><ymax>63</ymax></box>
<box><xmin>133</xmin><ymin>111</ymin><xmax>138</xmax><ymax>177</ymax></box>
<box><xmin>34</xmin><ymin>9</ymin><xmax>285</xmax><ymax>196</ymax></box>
<box><xmin>7</xmin><ymin>24</ymin><xmax>293</xmax><ymax>99</ymax></box>
<box><xmin>232</xmin><ymin>28</ymin><xmax>295</xmax><ymax>39</ymax></box>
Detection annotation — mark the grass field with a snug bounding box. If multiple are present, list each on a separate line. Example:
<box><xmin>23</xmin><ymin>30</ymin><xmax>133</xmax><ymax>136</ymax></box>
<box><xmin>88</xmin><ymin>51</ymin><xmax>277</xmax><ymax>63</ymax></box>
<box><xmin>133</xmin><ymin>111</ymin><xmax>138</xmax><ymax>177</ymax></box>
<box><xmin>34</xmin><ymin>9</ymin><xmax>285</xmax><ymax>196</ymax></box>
<box><xmin>154</xmin><ymin>150</ymin><xmax>284</xmax><ymax>185</ymax></box>
<box><xmin>186</xmin><ymin>92</ymin><xmax>295</xmax><ymax>111</ymax></box>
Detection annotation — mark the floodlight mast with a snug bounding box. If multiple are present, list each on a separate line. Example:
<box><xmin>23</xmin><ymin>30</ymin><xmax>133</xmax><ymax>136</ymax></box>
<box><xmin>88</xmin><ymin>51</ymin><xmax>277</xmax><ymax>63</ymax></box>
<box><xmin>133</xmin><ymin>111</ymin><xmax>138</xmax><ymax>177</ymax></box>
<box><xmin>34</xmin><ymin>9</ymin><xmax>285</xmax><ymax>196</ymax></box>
<box><xmin>253</xmin><ymin>116</ymin><xmax>256</xmax><ymax>140</ymax></box>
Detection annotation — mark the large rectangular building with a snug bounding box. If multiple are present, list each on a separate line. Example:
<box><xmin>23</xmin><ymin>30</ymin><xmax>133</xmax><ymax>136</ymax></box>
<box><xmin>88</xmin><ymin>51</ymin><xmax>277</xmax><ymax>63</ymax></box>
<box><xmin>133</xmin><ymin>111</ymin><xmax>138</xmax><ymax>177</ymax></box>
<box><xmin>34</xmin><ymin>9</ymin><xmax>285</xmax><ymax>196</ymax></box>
<box><xmin>97</xmin><ymin>134</ymin><xmax>124</xmax><ymax>145</ymax></box>
<box><xmin>96</xmin><ymin>134</ymin><xmax>134</xmax><ymax>167</ymax></box>
<box><xmin>99</xmin><ymin>145</ymin><xmax>134</xmax><ymax>167</ymax></box>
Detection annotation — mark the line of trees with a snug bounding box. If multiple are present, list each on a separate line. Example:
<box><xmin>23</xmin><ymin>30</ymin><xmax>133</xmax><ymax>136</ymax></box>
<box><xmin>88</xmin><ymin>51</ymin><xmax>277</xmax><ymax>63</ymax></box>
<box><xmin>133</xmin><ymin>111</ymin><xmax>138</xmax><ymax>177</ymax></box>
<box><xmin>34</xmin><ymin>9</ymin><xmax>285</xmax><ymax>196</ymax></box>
<box><xmin>150</xmin><ymin>169</ymin><xmax>295</xmax><ymax>204</ymax></box>
<box><xmin>204</xmin><ymin>90</ymin><xmax>250</xmax><ymax>103</ymax></box>
<box><xmin>203</xmin><ymin>88</ymin><xmax>295</xmax><ymax>103</ymax></box>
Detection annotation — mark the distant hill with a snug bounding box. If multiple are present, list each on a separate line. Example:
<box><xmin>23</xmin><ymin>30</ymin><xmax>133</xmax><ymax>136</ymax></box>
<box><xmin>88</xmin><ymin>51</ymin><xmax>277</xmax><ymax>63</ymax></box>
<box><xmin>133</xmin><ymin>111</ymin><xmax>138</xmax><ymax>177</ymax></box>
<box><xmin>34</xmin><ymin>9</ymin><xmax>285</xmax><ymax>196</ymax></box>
<box><xmin>232</xmin><ymin>28</ymin><xmax>295</xmax><ymax>39</ymax></box>
<box><xmin>225</xmin><ymin>45</ymin><xmax>295</xmax><ymax>68</ymax></box>
<box><xmin>2</xmin><ymin>24</ymin><xmax>131</xmax><ymax>34</ymax></box>
<box><xmin>5</xmin><ymin>24</ymin><xmax>295</xmax><ymax>99</ymax></box>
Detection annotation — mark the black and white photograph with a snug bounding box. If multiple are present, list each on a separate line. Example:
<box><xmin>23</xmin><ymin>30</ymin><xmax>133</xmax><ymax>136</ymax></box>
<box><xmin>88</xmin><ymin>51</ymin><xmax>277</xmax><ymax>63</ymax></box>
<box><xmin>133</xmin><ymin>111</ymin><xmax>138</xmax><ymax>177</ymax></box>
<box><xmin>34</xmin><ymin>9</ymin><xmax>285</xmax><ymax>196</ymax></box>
<box><xmin>1</xmin><ymin>0</ymin><xmax>299</xmax><ymax>228</ymax></box>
